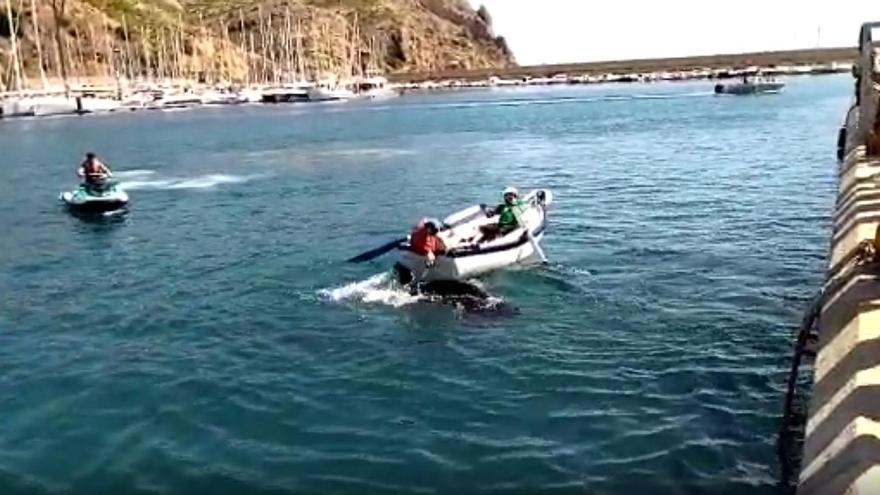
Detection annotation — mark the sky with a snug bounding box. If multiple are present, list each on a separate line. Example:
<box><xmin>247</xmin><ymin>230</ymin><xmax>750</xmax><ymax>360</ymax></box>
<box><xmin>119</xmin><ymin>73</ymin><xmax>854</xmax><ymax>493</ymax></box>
<box><xmin>468</xmin><ymin>0</ymin><xmax>876</xmax><ymax>65</ymax></box>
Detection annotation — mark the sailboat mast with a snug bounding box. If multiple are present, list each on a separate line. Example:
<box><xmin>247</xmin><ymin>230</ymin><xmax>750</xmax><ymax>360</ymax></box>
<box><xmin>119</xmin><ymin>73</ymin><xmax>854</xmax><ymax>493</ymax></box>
<box><xmin>6</xmin><ymin>0</ymin><xmax>23</xmax><ymax>91</ymax></box>
<box><xmin>172</xmin><ymin>17</ymin><xmax>181</xmax><ymax>81</ymax></box>
<box><xmin>87</xmin><ymin>21</ymin><xmax>101</xmax><ymax>78</ymax></box>
<box><xmin>221</xmin><ymin>19</ymin><xmax>231</xmax><ymax>83</ymax></box>
<box><xmin>295</xmin><ymin>19</ymin><xmax>304</xmax><ymax>82</ymax></box>
<box><xmin>238</xmin><ymin>8</ymin><xmax>249</xmax><ymax>86</ymax></box>
<box><xmin>257</xmin><ymin>5</ymin><xmax>267</xmax><ymax>83</ymax></box>
<box><xmin>121</xmin><ymin>14</ymin><xmax>132</xmax><ymax>80</ymax></box>
<box><xmin>29</xmin><ymin>0</ymin><xmax>48</xmax><ymax>87</ymax></box>
<box><xmin>140</xmin><ymin>26</ymin><xmax>151</xmax><ymax>81</ymax></box>
<box><xmin>283</xmin><ymin>7</ymin><xmax>291</xmax><ymax>83</ymax></box>
<box><xmin>74</xmin><ymin>24</ymin><xmax>87</xmax><ymax>83</ymax></box>
<box><xmin>248</xmin><ymin>31</ymin><xmax>255</xmax><ymax>86</ymax></box>
<box><xmin>103</xmin><ymin>21</ymin><xmax>115</xmax><ymax>80</ymax></box>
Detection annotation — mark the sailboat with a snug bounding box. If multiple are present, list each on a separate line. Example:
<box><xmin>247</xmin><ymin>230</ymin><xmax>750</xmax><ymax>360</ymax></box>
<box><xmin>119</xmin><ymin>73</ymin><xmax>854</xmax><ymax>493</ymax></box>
<box><xmin>352</xmin><ymin>35</ymin><xmax>396</xmax><ymax>99</ymax></box>
<box><xmin>306</xmin><ymin>76</ymin><xmax>355</xmax><ymax>101</ymax></box>
<box><xmin>1</xmin><ymin>1</ymin><xmax>121</xmax><ymax>118</ymax></box>
<box><xmin>306</xmin><ymin>17</ymin><xmax>355</xmax><ymax>102</ymax></box>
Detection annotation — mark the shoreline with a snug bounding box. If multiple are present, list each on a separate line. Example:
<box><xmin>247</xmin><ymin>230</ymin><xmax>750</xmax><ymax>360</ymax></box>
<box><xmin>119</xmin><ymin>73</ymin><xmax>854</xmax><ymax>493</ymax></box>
<box><xmin>391</xmin><ymin>47</ymin><xmax>856</xmax><ymax>82</ymax></box>
<box><xmin>0</xmin><ymin>58</ymin><xmax>850</xmax><ymax>120</ymax></box>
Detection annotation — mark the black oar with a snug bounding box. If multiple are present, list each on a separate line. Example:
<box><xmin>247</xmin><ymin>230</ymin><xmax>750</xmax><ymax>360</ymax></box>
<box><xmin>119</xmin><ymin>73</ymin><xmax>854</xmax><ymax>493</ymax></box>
<box><xmin>347</xmin><ymin>237</ymin><xmax>407</xmax><ymax>263</ymax></box>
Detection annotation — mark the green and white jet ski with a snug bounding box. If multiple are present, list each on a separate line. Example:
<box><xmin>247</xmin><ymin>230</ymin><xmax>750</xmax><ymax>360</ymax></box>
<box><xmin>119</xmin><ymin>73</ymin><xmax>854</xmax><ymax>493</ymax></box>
<box><xmin>60</xmin><ymin>179</ymin><xmax>129</xmax><ymax>213</ymax></box>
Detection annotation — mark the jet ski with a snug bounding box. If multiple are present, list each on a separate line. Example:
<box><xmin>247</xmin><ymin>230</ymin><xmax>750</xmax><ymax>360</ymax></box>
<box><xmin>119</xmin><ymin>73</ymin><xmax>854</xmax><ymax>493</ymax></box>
<box><xmin>60</xmin><ymin>179</ymin><xmax>129</xmax><ymax>213</ymax></box>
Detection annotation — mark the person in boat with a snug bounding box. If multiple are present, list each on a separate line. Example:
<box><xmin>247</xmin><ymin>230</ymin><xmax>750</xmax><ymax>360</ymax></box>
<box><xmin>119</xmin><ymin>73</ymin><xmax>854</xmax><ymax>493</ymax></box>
<box><xmin>409</xmin><ymin>218</ymin><xmax>446</xmax><ymax>267</ymax></box>
<box><xmin>77</xmin><ymin>152</ymin><xmax>112</xmax><ymax>188</ymax></box>
<box><xmin>478</xmin><ymin>187</ymin><xmax>526</xmax><ymax>243</ymax></box>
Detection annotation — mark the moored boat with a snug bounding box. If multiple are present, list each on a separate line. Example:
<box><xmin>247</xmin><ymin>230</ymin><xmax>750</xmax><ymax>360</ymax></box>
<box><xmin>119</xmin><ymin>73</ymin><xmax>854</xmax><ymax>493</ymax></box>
<box><xmin>307</xmin><ymin>79</ymin><xmax>356</xmax><ymax>102</ymax></box>
<box><xmin>262</xmin><ymin>83</ymin><xmax>312</xmax><ymax>103</ymax></box>
<box><xmin>355</xmin><ymin>76</ymin><xmax>397</xmax><ymax>99</ymax></box>
<box><xmin>395</xmin><ymin>189</ymin><xmax>553</xmax><ymax>283</ymax></box>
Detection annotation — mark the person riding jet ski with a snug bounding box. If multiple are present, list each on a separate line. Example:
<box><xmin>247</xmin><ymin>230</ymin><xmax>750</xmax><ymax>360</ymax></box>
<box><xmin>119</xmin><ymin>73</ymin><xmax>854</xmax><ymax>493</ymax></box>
<box><xmin>77</xmin><ymin>152</ymin><xmax>113</xmax><ymax>192</ymax></box>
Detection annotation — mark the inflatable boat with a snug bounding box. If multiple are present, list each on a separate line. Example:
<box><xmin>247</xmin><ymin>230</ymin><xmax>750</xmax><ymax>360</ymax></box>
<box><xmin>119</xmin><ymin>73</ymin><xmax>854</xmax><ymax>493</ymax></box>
<box><xmin>395</xmin><ymin>189</ymin><xmax>553</xmax><ymax>283</ymax></box>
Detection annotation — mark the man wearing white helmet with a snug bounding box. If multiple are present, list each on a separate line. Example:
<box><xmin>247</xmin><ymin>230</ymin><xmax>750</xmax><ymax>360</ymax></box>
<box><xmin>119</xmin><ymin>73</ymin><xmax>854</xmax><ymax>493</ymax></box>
<box><xmin>478</xmin><ymin>186</ymin><xmax>525</xmax><ymax>242</ymax></box>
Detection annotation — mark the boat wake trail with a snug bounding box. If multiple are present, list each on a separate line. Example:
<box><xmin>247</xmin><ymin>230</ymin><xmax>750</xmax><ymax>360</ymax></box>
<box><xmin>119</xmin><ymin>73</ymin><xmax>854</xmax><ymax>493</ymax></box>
<box><xmin>114</xmin><ymin>169</ymin><xmax>156</xmax><ymax>179</ymax></box>
<box><xmin>319</xmin><ymin>273</ymin><xmax>423</xmax><ymax>308</ymax></box>
<box><xmin>121</xmin><ymin>173</ymin><xmax>256</xmax><ymax>191</ymax></box>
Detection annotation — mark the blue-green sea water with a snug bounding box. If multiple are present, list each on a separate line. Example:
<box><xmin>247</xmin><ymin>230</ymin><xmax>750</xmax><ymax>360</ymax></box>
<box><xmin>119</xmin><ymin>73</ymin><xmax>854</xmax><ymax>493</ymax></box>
<box><xmin>0</xmin><ymin>76</ymin><xmax>848</xmax><ymax>494</ymax></box>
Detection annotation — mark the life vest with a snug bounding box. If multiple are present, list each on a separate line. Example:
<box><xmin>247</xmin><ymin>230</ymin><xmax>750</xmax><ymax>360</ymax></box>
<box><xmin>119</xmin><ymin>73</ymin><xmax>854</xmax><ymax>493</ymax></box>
<box><xmin>497</xmin><ymin>199</ymin><xmax>526</xmax><ymax>228</ymax></box>
<box><xmin>84</xmin><ymin>160</ymin><xmax>103</xmax><ymax>175</ymax></box>
<box><xmin>410</xmin><ymin>227</ymin><xmax>444</xmax><ymax>256</ymax></box>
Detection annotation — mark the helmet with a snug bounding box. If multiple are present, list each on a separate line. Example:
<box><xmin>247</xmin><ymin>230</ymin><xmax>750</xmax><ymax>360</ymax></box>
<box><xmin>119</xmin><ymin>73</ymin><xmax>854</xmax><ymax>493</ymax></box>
<box><xmin>503</xmin><ymin>186</ymin><xmax>518</xmax><ymax>197</ymax></box>
<box><xmin>86</xmin><ymin>152</ymin><xmax>97</xmax><ymax>159</ymax></box>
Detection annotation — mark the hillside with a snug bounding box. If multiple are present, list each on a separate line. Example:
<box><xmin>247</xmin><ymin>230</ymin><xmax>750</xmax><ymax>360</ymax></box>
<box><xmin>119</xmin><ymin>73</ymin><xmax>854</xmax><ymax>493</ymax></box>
<box><xmin>0</xmin><ymin>0</ymin><xmax>515</xmax><ymax>88</ymax></box>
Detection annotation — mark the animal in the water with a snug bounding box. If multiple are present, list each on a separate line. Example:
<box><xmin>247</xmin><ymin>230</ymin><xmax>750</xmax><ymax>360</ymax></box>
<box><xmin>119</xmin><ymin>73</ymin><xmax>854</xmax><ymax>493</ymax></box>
<box><xmin>394</xmin><ymin>263</ymin><xmax>512</xmax><ymax>314</ymax></box>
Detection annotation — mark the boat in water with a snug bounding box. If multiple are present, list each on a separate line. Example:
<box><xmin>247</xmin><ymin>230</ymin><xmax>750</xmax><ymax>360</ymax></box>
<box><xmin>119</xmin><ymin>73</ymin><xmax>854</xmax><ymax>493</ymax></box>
<box><xmin>714</xmin><ymin>76</ymin><xmax>785</xmax><ymax>95</ymax></box>
<box><xmin>307</xmin><ymin>78</ymin><xmax>357</xmax><ymax>102</ymax></box>
<box><xmin>355</xmin><ymin>76</ymin><xmax>398</xmax><ymax>99</ymax></box>
<box><xmin>60</xmin><ymin>180</ymin><xmax>129</xmax><ymax>213</ymax></box>
<box><xmin>262</xmin><ymin>83</ymin><xmax>313</xmax><ymax>104</ymax></box>
<box><xmin>395</xmin><ymin>189</ymin><xmax>553</xmax><ymax>283</ymax></box>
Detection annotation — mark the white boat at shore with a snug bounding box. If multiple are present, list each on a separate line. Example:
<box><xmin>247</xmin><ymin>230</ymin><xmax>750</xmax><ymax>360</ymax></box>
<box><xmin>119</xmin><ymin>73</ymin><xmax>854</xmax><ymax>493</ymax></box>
<box><xmin>307</xmin><ymin>80</ymin><xmax>357</xmax><ymax>102</ymax></box>
<box><xmin>262</xmin><ymin>83</ymin><xmax>312</xmax><ymax>103</ymax></box>
<box><xmin>78</xmin><ymin>96</ymin><xmax>122</xmax><ymax>113</ymax></box>
<box><xmin>200</xmin><ymin>89</ymin><xmax>246</xmax><ymax>105</ymax></box>
<box><xmin>148</xmin><ymin>91</ymin><xmax>203</xmax><ymax>110</ymax></box>
<box><xmin>355</xmin><ymin>76</ymin><xmax>398</xmax><ymax>99</ymax></box>
<box><xmin>488</xmin><ymin>76</ymin><xmax>523</xmax><ymax>87</ymax></box>
<box><xmin>1</xmin><ymin>92</ymin><xmax>121</xmax><ymax>117</ymax></box>
<box><xmin>395</xmin><ymin>189</ymin><xmax>553</xmax><ymax>283</ymax></box>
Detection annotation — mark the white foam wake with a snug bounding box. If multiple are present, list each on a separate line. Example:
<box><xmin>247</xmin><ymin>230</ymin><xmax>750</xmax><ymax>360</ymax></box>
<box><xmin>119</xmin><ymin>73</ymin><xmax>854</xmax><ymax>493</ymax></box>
<box><xmin>113</xmin><ymin>169</ymin><xmax>156</xmax><ymax>179</ymax></box>
<box><xmin>319</xmin><ymin>273</ymin><xmax>423</xmax><ymax>308</ymax></box>
<box><xmin>121</xmin><ymin>173</ymin><xmax>254</xmax><ymax>191</ymax></box>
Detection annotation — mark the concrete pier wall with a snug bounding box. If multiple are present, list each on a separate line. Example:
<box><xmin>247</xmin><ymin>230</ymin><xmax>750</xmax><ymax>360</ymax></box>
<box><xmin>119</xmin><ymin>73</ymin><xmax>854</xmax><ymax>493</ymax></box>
<box><xmin>798</xmin><ymin>22</ymin><xmax>880</xmax><ymax>495</ymax></box>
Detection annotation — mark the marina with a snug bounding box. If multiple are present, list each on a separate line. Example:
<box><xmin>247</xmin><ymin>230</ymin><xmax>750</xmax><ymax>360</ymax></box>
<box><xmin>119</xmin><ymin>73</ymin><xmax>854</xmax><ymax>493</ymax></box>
<box><xmin>0</xmin><ymin>61</ymin><xmax>852</xmax><ymax>119</ymax></box>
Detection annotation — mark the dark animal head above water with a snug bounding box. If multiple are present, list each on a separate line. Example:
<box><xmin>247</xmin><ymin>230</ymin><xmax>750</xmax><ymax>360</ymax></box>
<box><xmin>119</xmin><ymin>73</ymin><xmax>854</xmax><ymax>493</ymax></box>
<box><xmin>421</xmin><ymin>280</ymin><xmax>516</xmax><ymax>316</ymax></box>
<box><xmin>394</xmin><ymin>263</ymin><xmax>515</xmax><ymax>315</ymax></box>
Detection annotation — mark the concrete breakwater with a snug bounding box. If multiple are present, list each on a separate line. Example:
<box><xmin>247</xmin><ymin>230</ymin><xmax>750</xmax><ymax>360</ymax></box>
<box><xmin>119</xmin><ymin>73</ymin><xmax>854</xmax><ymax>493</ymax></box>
<box><xmin>796</xmin><ymin>22</ymin><xmax>880</xmax><ymax>495</ymax></box>
<box><xmin>392</xmin><ymin>47</ymin><xmax>856</xmax><ymax>83</ymax></box>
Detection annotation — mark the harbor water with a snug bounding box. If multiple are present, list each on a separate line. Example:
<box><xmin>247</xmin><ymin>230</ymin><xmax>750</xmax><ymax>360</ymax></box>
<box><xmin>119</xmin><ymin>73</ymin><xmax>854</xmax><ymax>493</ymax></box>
<box><xmin>0</xmin><ymin>76</ymin><xmax>849</xmax><ymax>494</ymax></box>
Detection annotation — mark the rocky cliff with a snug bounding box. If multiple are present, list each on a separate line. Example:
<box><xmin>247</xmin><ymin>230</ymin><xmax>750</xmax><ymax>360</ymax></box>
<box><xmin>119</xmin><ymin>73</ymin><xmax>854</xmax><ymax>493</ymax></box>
<box><xmin>0</xmin><ymin>0</ymin><xmax>514</xmax><ymax>88</ymax></box>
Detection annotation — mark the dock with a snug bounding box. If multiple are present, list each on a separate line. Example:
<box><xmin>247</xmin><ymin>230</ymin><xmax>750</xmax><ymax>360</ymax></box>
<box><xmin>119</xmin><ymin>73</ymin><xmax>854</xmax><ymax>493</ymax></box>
<box><xmin>795</xmin><ymin>22</ymin><xmax>880</xmax><ymax>495</ymax></box>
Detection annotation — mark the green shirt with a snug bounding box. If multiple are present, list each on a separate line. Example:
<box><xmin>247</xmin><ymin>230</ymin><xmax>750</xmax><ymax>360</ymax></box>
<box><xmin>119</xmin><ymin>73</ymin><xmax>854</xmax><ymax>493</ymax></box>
<box><xmin>497</xmin><ymin>199</ymin><xmax>526</xmax><ymax>228</ymax></box>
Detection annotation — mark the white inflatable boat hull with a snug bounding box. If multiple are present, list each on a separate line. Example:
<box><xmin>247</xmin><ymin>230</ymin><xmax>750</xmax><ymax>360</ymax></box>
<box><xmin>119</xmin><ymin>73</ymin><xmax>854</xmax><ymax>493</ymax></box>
<box><xmin>397</xmin><ymin>189</ymin><xmax>553</xmax><ymax>282</ymax></box>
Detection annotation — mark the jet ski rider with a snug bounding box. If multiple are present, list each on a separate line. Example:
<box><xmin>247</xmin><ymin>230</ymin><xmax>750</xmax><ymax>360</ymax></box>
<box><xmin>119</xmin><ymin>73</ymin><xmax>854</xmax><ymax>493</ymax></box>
<box><xmin>77</xmin><ymin>152</ymin><xmax>112</xmax><ymax>190</ymax></box>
